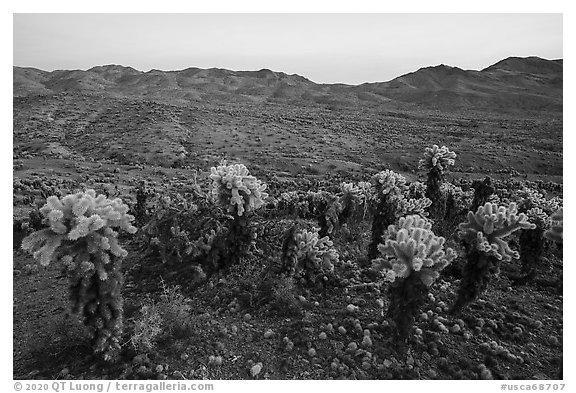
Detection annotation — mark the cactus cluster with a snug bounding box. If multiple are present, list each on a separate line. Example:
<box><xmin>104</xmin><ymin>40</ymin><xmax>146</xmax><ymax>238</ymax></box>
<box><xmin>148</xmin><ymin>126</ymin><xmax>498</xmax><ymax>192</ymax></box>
<box><xmin>142</xmin><ymin>193</ymin><xmax>219</xmax><ymax>266</ymax></box>
<box><xmin>209</xmin><ymin>163</ymin><xmax>269</xmax><ymax>217</ymax></box>
<box><xmin>21</xmin><ymin>190</ymin><xmax>137</xmax><ymax>360</ymax></box>
<box><xmin>501</xmin><ymin>187</ymin><xmax>562</xmax><ymax>282</ymax></box>
<box><xmin>277</xmin><ymin>191</ymin><xmax>308</xmax><ymax>216</ymax></box>
<box><xmin>515</xmin><ymin>187</ymin><xmax>562</xmax><ymax>220</ymax></box>
<box><xmin>458</xmin><ymin>202</ymin><xmax>536</xmax><ymax>262</ymax></box>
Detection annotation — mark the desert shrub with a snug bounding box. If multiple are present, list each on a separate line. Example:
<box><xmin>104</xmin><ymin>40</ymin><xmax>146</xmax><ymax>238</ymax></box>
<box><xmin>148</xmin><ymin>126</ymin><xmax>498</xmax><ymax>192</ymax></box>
<box><xmin>129</xmin><ymin>284</ymin><xmax>192</xmax><ymax>352</ymax></box>
<box><xmin>130</xmin><ymin>300</ymin><xmax>163</xmax><ymax>353</ymax></box>
<box><xmin>141</xmin><ymin>191</ymin><xmax>221</xmax><ymax>273</ymax></box>
<box><xmin>21</xmin><ymin>189</ymin><xmax>137</xmax><ymax>361</ymax></box>
<box><xmin>267</xmin><ymin>274</ymin><xmax>302</xmax><ymax>316</ymax></box>
<box><xmin>155</xmin><ymin>284</ymin><xmax>193</xmax><ymax>336</ymax></box>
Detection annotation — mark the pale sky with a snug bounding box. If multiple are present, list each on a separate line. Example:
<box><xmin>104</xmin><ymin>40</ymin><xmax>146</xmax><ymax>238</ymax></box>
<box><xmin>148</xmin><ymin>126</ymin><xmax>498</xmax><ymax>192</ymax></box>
<box><xmin>13</xmin><ymin>13</ymin><xmax>563</xmax><ymax>85</ymax></box>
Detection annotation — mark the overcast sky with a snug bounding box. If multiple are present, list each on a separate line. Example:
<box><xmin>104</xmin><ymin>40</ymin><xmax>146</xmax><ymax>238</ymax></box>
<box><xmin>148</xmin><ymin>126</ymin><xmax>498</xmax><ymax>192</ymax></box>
<box><xmin>13</xmin><ymin>13</ymin><xmax>562</xmax><ymax>85</ymax></box>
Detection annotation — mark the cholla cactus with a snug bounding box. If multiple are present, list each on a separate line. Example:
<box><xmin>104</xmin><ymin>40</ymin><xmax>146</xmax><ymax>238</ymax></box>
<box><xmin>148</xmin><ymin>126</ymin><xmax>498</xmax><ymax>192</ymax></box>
<box><xmin>545</xmin><ymin>208</ymin><xmax>563</xmax><ymax>243</ymax></box>
<box><xmin>458</xmin><ymin>202</ymin><xmax>535</xmax><ymax>261</ymax></box>
<box><xmin>371</xmin><ymin>170</ymin><xmax>408</xmax><ymax>199</ymax></box>
<box><xmin>397</xmin><ymin>197</ymin><xmax>432</xmax><ymax>217</ymax></box>
<box><xmin>278</xmin><ymin>191</ymin><xmax>305</xmax><ymax>216</ymax></box>
<box><xmin>21</xmin><ymin>190</ymin><xmax>137</xmax><ymax>361</ymax></box>
<box><xmin>134</xmin><ymin>180</ymin><xmax>151</xmax><ymax>226</ymax></box>
<box><xmin>452</xmin><ymin>202</ymin><xmax>535</xmax><ymax>313</ymax></box>
<box><xmin>515</xmin><ymin>187</ymin><xmax>561</xmax><ymax>217</ymax></box>
<box><xmin>441</xmin><ymin>182</ymin><xmax>473</xmax><ymax>223</ymax></box>
<box><xmin>372</xmin><ymin>215</ymin><xmax>456</xmax><ymax>287</ymax></box>
<box><xmin>338</xmin><ymin>181</ymin><xmax>371</xmax><ymax>224</ymax></box>
<box><xmin>206</xmin><ymin>163</ymin><xmax>267</xmax><ymax>270</ymax></box>
<box><xmin>340</xmin><ymin>182</ymin><xmax>363</xmax><ymax>199</ymax></box>
<box><xmin>419</xmin><ymin>144</ymin><xmax>457</xmax><ymax>172</ymax></box>
<box><xmin>513</xmin><ymin>207</ymin><xmax>552</xmax><ymax>282</ymax></box>
<box><xmin>420</xmin><ymin>145</ymin><xmax>457</xmax><ymax>222</ymax></box>
<box><xmin>209</xmin><ymin>163</ymin><xmax>269</xmax><ymax>217</ymax></box>
<box><xmin>407</xmin><ymin>181</ymin><xmax>427</xmax><ymax>200</ymax></box>
<box><xmin>368</xmin><ymin>170</ymin><xmax>409</xmax><ymax>260</ymax></box>
<box><xmin>372</xmin><ymin>215</ymin><xmax>456</xmax><ymax>343</ymax></box>
<box><xmin>510</xmin><ymin>188</ymin><xmax>562</xmax><ymax>281</ymax></box>
<box><xmin>278</xmin><ymin>227</ymin><xmax>339</xmax><ymax>286</ymax></box>
<box><xmin>470</xmin><ymin>177</ymin><xmax>495</xmax><ymax>213</ymax></box>
<box><xmin>525</xmin><ymin>207</ymin><xmax>549</xmax><ymax>229</ymax></box>
<box><xmin>295</xmin><ymin>229</ymin><xmax>339</xmax><ymax>275</ymax></box>
<box><xmin>318</xmin><ymin>195</ymin><xmax>342</xmax><ymax>238</ymax></box>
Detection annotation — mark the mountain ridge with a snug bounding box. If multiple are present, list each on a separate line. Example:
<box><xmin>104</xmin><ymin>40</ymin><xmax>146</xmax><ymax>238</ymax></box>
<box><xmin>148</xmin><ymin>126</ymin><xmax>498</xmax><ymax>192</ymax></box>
<box><xmin>13</xmin><ymin>56</ymin><xmax>562</xmax><ymax>112</ymax></box>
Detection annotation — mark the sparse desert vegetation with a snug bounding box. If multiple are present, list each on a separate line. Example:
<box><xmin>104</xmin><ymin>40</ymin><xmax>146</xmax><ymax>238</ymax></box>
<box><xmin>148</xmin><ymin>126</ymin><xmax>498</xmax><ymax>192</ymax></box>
<box><xmin>13</xmin><ymin>57</ymin><xmax>562</xmax><ymax>380</ymax></box>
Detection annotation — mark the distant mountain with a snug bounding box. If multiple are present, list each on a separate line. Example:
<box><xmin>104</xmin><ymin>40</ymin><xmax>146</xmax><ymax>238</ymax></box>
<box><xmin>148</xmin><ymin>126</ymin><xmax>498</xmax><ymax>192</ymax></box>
<box><xmin>483</xmin><ymin>56</ymin><xmax>563</xmax><ymax>74</ymax></box>
<box><xmin>13</xmin><ymin>56</ymin><xmax>562</xmax><ymax>112</ymax></box>
<box><xmin>352</xmin><ymin>57</ymin><xmax>562</xmax><ymax>111</ymax></box>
